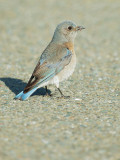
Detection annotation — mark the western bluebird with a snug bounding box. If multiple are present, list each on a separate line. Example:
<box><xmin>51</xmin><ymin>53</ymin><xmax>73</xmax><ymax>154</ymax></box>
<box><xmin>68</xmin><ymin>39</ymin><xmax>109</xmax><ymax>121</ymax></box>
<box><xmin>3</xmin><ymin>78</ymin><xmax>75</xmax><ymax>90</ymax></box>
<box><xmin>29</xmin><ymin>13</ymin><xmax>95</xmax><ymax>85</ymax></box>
<box><xmin>15</xmin><ymin>21</ymin><xmax>85</xmax><ymax>100</ymax></box>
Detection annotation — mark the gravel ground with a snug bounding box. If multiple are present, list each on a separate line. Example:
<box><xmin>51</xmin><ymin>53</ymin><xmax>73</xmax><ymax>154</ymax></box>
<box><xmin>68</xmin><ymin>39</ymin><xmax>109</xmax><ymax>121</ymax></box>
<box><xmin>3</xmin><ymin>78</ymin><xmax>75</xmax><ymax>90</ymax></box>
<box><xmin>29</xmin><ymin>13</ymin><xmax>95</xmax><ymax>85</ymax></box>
<box><xmin>0</xmin><ymin>0</ymin><xmax>120</xmax><ymax>160</ymax></box>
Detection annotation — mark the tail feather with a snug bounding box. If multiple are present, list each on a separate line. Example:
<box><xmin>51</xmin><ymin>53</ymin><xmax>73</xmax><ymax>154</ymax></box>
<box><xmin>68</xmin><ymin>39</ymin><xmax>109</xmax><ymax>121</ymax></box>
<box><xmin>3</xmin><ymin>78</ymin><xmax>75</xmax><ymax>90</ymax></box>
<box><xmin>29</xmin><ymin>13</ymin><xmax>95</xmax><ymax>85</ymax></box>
<box><xmin>14</xmin><ymin>91</ymin><xmax>23</xmax><ymax>99</ymax></box>
<box><xmin>14</xmin><ymin>87</ymin><xmax>38</xmax><ymax>101</ymax></box>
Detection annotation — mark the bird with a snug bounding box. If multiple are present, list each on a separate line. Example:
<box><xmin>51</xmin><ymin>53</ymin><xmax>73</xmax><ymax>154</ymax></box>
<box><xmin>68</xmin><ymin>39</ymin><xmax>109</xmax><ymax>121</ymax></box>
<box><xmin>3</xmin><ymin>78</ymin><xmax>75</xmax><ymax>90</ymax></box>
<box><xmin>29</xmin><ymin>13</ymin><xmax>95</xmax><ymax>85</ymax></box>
<box><xmin>14</xmin><ymin>20</ymin><xmax>85</xmax><ymax>100</ymax></box>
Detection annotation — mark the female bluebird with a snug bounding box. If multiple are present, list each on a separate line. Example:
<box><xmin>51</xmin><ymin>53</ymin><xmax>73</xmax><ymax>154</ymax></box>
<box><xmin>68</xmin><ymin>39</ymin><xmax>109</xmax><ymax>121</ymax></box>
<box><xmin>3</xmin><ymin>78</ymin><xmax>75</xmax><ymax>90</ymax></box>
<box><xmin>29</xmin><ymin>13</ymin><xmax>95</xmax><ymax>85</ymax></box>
<box><xmin>15</xmin><ymin>21</ymin><xmax>85</xmax><ymax>100</ymax></box>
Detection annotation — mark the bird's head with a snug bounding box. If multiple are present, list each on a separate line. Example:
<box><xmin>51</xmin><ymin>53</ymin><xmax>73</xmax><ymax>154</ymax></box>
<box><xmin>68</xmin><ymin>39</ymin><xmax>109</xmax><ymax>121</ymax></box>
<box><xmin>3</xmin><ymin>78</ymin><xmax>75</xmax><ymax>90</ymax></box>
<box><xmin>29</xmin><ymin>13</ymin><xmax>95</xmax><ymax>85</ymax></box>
<box><xmin>52</xmin><ymin>21</ymin><xmax>85</xmax><ymax>43</ymax></box>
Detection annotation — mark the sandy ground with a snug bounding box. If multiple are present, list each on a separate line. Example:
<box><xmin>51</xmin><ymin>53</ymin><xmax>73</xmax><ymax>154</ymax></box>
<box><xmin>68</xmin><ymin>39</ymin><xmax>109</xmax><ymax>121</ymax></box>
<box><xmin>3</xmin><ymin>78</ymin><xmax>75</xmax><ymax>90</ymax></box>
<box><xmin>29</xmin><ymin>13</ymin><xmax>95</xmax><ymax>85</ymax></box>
<box><xmin>0</xmin><ymin>0</ymin><xmax>120</xmax><ymax>159</ymax></box>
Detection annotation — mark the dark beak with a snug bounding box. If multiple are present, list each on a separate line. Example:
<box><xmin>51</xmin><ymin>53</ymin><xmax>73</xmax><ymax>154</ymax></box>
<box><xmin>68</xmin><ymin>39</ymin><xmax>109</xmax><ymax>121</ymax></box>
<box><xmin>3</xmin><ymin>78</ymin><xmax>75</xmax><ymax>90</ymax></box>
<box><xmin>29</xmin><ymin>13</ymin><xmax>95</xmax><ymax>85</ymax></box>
<box><xmin>76</xmin><ymin>26</ymin><xmax>85</xmax><ymax>31</ymax></box>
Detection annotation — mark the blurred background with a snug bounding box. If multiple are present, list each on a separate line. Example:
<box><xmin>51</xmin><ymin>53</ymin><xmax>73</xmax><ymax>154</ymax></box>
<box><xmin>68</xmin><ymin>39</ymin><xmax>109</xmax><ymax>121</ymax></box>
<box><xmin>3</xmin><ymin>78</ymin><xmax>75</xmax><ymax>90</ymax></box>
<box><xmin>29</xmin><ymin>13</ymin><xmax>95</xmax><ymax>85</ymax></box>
<box><xmin>0</xmin><ymin>0</ymin><xmax>120</xmax><ymax>160</ymax></box>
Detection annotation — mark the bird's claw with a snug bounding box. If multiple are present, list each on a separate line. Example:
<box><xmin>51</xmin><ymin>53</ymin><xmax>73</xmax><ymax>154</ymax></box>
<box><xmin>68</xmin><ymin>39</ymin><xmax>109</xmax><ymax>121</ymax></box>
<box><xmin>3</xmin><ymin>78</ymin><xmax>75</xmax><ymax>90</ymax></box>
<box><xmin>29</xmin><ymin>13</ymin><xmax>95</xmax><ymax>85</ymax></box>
<box><xmin>57</xmin><ymin>95</ymin><xmax>70</xmax><ymax>99</ymax></box>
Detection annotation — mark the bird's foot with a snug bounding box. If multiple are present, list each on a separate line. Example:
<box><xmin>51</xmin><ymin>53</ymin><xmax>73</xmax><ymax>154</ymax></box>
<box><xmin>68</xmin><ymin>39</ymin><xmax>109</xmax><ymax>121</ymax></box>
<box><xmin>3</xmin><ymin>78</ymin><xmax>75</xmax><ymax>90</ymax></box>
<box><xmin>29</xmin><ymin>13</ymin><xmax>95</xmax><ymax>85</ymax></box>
<box><xmin>43</xmin><ymin>92</ymin><xmax>52</xmax><ymax>97</ymax></box>
<box><xmin>46</xmin><ymin>92</ymin><xmax>52</xmax><ymax>97</ymax></box>
<box><xmin>44</xmin><ymin>86</ymin><xmax>52</xmax><ymax>97</ymax></box>
<box><xmin>57</xmin><ymin>88</ymin><xmax>70</xmax><ymax>99</ymax></box>
<box><xmin>57</xmin><ymin>95</ymin><xmax>70</xmax><ymax>99</ymax></box>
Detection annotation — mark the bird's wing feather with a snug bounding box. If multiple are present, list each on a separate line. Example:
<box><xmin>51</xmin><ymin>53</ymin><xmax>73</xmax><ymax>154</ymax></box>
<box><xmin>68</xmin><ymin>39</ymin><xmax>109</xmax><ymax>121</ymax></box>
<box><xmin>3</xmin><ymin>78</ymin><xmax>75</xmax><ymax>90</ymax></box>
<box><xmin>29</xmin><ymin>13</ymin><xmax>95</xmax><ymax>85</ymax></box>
<box><xmin>24</xmin><ymin>45</ymin><xmax>72</xmax><ymax>93</ymax></box>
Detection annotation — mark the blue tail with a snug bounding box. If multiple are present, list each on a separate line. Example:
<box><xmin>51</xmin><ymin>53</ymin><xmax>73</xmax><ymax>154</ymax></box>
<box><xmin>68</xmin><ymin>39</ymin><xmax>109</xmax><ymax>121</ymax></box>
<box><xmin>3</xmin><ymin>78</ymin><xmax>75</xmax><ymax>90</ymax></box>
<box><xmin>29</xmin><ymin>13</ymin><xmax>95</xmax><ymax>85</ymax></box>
<box><xmin>14</xmin><ymin>87</ymin><xmax>38</xmax><ymax>101</ymax></box>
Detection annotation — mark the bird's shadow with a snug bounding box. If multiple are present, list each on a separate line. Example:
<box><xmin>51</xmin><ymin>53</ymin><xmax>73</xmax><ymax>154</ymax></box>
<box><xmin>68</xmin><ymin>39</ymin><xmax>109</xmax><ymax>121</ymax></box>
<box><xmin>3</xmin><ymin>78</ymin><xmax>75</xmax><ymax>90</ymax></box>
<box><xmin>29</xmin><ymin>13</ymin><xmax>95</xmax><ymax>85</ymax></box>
<box><xmin>0</xmin><ymin>77</ymin><xmax>51</xmax><ymax>96</ymax></box>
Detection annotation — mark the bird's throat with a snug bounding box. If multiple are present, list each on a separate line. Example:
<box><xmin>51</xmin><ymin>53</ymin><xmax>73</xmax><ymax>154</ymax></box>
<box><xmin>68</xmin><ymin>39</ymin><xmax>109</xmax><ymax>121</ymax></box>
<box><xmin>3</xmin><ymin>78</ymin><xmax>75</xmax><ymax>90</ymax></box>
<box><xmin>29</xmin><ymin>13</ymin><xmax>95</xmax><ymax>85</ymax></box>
<box><xmin>63</xmin><ymin>42</ymin><xmax>74</xmax><ymax>52</ymax></box>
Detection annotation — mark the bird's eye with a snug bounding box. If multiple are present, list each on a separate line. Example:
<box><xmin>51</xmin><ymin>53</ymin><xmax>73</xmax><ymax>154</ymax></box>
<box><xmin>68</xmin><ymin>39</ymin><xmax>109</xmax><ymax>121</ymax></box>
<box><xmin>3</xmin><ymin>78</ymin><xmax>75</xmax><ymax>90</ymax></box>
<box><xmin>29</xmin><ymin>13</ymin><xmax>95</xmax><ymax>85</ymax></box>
<box><xmin>68</xmin><ymin>26</ymin><xmax>72</xmax><ymax>30</ymax></box>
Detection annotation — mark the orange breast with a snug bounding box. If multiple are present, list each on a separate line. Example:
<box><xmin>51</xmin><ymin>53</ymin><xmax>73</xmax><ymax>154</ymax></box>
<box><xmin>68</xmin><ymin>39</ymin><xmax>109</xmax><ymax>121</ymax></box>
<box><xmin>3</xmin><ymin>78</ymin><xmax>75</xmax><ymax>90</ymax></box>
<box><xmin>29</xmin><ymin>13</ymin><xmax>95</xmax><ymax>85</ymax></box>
<box><xmin>63</xmin><ymin>42</ymin><xmax>74</xmax><ymax>52</ymax></box>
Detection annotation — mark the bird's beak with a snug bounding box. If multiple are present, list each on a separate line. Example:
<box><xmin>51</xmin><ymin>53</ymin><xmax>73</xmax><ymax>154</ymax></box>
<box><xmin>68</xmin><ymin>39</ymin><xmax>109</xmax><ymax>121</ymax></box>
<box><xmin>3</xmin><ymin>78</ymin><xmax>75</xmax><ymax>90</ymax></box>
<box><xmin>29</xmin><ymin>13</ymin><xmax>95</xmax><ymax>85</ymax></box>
<box><xmin>76</xmin><ymin>26</ymin><xmax>85</xmax><ymax>31</ymax></box>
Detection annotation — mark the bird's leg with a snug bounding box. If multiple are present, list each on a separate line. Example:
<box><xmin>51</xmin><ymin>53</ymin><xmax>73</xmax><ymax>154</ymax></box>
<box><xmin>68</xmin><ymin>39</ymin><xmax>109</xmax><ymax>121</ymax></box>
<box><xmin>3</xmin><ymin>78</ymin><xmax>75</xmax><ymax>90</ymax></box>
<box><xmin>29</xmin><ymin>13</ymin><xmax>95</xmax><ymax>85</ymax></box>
<box><xmin>45</xmin><ymin>86</ymin><xmax>48</xmax><ymax>93</ymax></box>
<box><xmin>57</xmin><ymin>88</ymin><xmax>70</xmax><ymax>98</ymax></box>
<box><xmin>45</xmin><ymin>86</ymin><xmax>52</xmax><ymax>96</ymax></box>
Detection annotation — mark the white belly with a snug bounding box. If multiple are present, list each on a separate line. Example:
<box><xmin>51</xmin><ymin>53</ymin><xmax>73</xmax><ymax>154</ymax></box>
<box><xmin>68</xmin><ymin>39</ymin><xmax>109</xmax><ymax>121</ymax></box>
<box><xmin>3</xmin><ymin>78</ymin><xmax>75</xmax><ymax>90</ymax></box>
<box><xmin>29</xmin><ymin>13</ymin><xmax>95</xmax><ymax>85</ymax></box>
<box><xmin>50</xmin><ymin>52</ymin><xmax>76</xmax><ymax>88</ymax></box>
